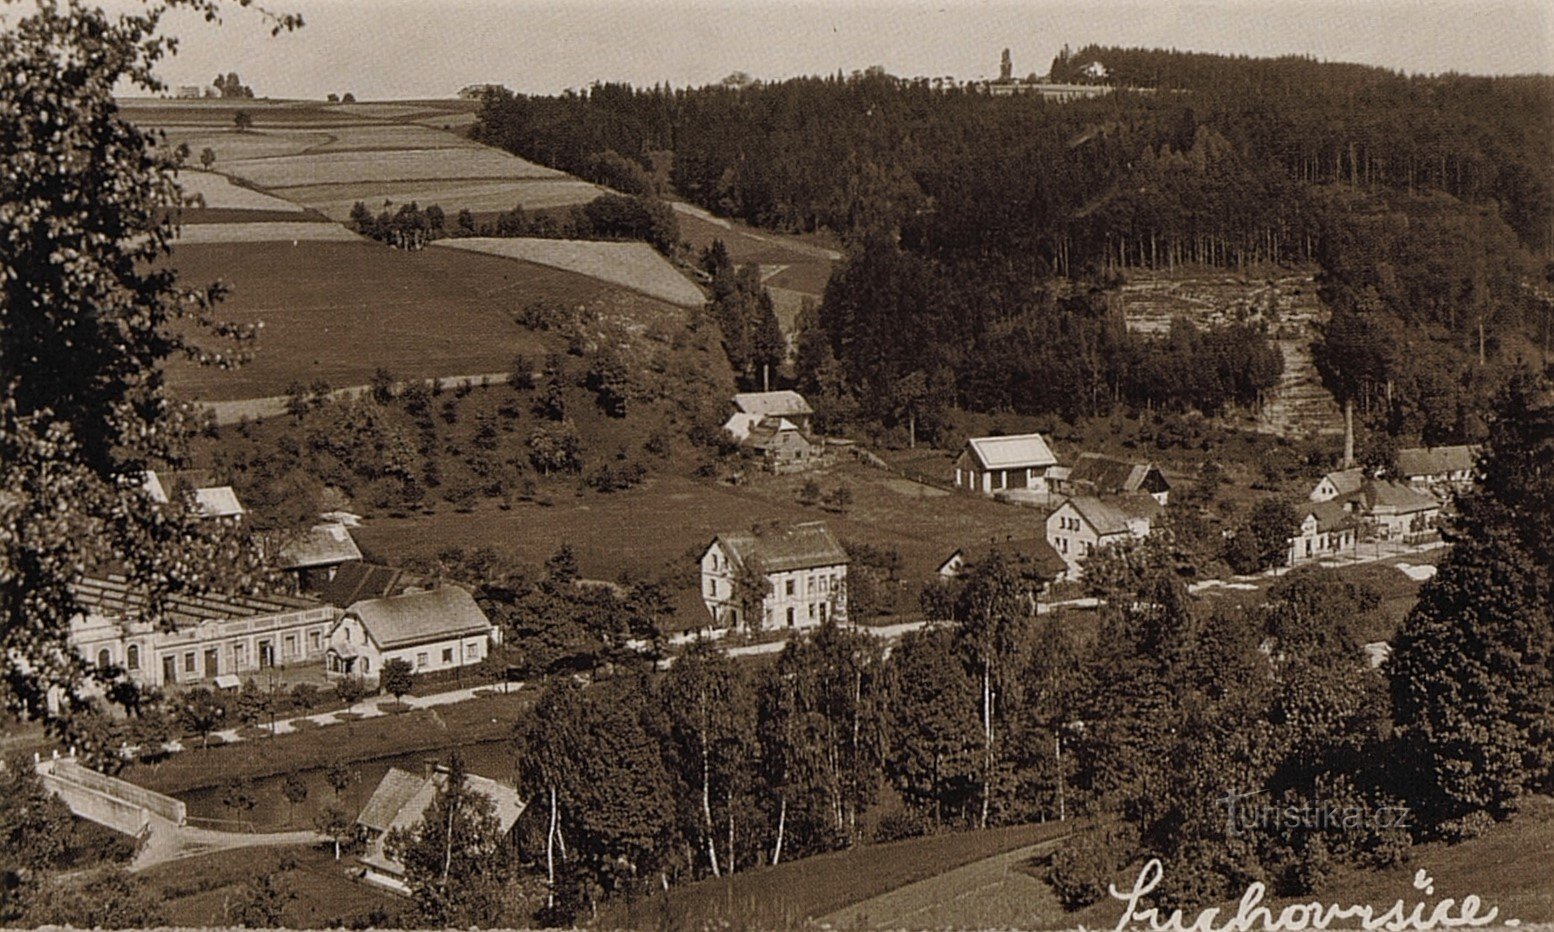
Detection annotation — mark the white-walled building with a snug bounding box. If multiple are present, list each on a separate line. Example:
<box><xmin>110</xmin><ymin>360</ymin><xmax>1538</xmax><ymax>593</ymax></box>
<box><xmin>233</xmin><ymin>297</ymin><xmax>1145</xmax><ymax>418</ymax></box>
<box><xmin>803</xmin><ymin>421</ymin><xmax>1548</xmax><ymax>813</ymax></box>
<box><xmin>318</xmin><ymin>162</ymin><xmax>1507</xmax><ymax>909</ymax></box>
<box><xmin>1287</xmin><ymin>501</ymin><xmax>1359</xmax><ymax>565</ymax></box>
<box><xmin>1045</xmin><ymin>494</ymin><xmax>1162</xmax><ymax>577</ymax></box>
<box><xmin>954</xmin><ymin>433</ymin><xmax>1058</xmax><ymax>495</ymax></box>
<box><xmin>357</xmin><ymin>765</ymin><xmax>525</xmax><ymax>893</ymax></box>
<box><xmin>701</xmin><ymin>522</ymin><xmax>849</xmax><ymax>631</ymax></box>
<box><xmin>326</xmin><ymin>586</ymin><xmax>499</xmax><ymax>683</ymax></box>
<box><xmin>1396</xmin><ymin>445</ymin><xmax>1478</xmax><ymax>496</ymax></box>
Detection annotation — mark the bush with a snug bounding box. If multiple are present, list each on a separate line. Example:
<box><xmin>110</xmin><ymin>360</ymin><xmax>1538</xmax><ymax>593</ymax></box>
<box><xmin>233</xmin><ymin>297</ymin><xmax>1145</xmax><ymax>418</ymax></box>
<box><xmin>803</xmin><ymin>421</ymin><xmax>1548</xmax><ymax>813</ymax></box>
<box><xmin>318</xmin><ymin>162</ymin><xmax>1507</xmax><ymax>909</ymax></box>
<box><xmin>1048</xmin><ymin>820</ymin><xmax>1138</xmax><ymax>911</ymax></box>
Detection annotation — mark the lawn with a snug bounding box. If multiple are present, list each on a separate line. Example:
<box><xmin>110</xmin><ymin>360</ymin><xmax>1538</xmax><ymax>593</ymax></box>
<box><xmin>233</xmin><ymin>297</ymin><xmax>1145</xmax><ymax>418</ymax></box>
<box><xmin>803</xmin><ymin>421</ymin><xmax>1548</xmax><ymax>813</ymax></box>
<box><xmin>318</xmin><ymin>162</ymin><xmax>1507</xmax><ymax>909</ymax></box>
<box><xmin>435</xmin><ymin>237</ymin><xmax>705</xmax><ymax>307</ymax></box>
<box><xmin>159</xmin><ymin>240</ymin><xmax>590</xmax><ymax>400</ymax></box>
<box><xmin>600</xmin><ymin>821</ymin><xmax>1072</xmax><ymax>930</ymax></box>
<box><xmin>141</xmin><ymin>844</ymin><xmax>403</xmax><ymax>928</ymax></box>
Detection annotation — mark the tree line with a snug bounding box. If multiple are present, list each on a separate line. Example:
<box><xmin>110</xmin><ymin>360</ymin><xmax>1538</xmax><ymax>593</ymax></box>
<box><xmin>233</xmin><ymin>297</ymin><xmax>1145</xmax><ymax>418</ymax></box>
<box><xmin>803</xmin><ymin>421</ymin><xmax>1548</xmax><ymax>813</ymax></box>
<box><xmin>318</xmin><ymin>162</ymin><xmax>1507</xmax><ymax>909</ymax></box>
<box><xmin>346</xmin><ymin>190</ymin><xmax>679</xmax><ymax>255</ymax></box>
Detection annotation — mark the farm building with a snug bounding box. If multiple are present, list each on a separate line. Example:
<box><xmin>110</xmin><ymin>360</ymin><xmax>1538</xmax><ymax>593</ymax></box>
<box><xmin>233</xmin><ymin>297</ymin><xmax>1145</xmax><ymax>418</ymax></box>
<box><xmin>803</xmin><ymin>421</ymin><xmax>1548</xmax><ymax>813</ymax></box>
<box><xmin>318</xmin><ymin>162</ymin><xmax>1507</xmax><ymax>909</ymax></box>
<box><xmin>357</xmin><ymin>764</ymin><xmax>525</xmax><ymax>894</ymax></box>
<box><xmin>746</xmin><ymin>417</ymin><xmax>818</xmax><ymax>471</ymax></box>
<box><xmin>1045</xmin><ymin>494</ymin><xmax>1162</xmax><ymax>576</ymax></box>
<box><xmin>69</xmin><ymin>576</ymin><xmax>338</xmax><ymax>688</ymax></box>
<box><xmin>1287</xmin><ymin>501</ymin><xmax>1359</xmax><ymax>565</ymax></box>
<box><xmin>315</xmin><ymin>561</ymin><xmax>434</xmax><ymax>609</ymax></box>
<box><xmin>142</xmin><ymin>470</ymin><xmax>246</xmax><ymax>520</ymax></box>
<box><xmin>954</xmin><ymin>433</ymin><xmax>1058</xmax><ymax>495</ymax></box>
<box><xmin>276</xmin><ymin>522</ymin><xmax>363</xmax><ymax>590</ymax></box>
<box><xmin>1396</xmin><ymin>445</ymin><xmax>1478</xmax><ymax>495</ymax></box>
<box><xmin>1053</xmin><ymin>453</ymin><xmax>1170</xmax><ymax>505</ymax></box>
<box><xmin>937</xmin><ymin>536</ymin><xmax>1068</xmax><ymax>585</ymax></box>
<box><xmin>1361</xmin><ymin>480</ymin><xmax>1441</xmax><ymax>543</ymax></box>
<box><xmin>731</xmin><ymin>391</ymin><xmax>814</xmax><ymax>434</ymax></box>
<box><xmin>701</xmin><ymin>522</ymin><xmax>849</xmax><ymax>632</ymax></box>
<box><xmin>326</xmin><ymin>586</ymin><xmax>499</xmax><ymax>683</ymax></box>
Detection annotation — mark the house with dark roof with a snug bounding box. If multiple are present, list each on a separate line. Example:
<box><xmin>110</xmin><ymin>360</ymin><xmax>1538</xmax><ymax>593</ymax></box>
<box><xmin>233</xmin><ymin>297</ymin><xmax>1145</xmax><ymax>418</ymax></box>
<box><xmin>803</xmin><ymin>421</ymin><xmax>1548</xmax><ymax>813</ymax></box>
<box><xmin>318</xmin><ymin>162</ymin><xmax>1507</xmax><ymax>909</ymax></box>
<box><xmin>731</xmin><ymin>391</ymin><xmax>814</xmax><ymax>434</ymax></box>
<box><xmin>1361</xmin><ymin>480</ymin><xmax>1441</xmax><ymax>542</ymax></box>
<box><xmin>701</xmin><ymin>522</ymin><xmax>849</xmax><ymax>631</ymax></box>
<box><xmin>277</xmin><ymin>522</ymin><xmax>363</xmax><ymax>590</ymax></box>
<box><xmin>326</xmin><ymin>586</ymin><xmax>499</xmax><ymax>682</ymax></box>
<box><xmin>1396</xmin><ymin>445</ymin><xmax>1478</xmax><ymax>496</ymax></box>
<box><xmin>954</xmin><ymin>433</ymin><xmax>1058</xmax><ymax>495</ymax></box>
<box><xmin>315</xmin><ymin>562</ymin><xmax>433</xmax><ymax>609</ymax></box>
<box><xmin>1045</xmin><ymin>494</ymin><xmax>1162</xmax><ymax>576</ymax></box>
<box><xmin>937</xmin><ymin>537</ymin><xmax>1068</xmax><ymax>586</ymax></box>
<box><xmin>356</xmin><ymin>765</ymin><xmax>525</xmax><ymax>894</ymax></box>
<box><xmin>1288</xmin><ymin>500</ymin><xmax>1360</xmax><ymax>565</ymax></box>
<box><xmin>1056</xmin><ymin>453</ymin><xmax>1170</xmax><ymax>505</ymax></box>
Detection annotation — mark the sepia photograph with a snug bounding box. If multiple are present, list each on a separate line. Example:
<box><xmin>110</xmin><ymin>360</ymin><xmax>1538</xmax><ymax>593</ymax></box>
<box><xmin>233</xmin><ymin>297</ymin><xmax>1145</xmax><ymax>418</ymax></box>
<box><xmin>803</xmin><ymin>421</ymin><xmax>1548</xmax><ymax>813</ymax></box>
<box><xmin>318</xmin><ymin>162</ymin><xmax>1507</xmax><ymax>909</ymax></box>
<box><xmin>1</xmin><ymin>0</ymin><xmax>1551</xmax><ymax>927</ymax></box>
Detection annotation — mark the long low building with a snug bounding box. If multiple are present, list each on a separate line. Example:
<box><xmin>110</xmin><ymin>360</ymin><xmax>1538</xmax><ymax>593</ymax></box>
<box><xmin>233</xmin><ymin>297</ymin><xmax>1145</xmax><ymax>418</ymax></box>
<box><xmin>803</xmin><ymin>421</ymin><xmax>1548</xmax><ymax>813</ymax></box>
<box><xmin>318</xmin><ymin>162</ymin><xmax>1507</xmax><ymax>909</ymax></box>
<box><xmin>70</xmin><ymin>575</ymin><xmax>339</xmax><ymax>688</ymax></box>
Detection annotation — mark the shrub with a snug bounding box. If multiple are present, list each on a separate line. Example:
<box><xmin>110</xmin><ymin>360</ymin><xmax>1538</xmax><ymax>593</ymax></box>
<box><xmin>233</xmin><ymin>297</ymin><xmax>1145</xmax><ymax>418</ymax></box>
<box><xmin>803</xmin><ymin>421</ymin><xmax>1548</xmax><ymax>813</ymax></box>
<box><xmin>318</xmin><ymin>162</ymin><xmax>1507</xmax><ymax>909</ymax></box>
<box><xmin>1048</xmin><ymin>820</ymin><xmax>1138</xmax><ymax>911</ymax></box>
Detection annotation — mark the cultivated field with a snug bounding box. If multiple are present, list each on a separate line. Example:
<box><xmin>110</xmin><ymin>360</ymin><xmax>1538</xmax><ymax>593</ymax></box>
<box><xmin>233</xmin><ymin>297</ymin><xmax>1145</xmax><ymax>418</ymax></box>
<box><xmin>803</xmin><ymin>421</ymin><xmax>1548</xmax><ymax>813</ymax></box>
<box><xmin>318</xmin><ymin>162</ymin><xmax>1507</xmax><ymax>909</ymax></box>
<box><xmin>160</xmin><ymin>241</ymin><xmax>573</xmax><ymax>400</ymax></box>
<box><xmin>224</xmin><ymin>147</ymin><xmax>562</xmax><ymax>187</ymax></box>
<box><xmin>175</xmin><ymin>170</ymin><xmax>308</xmax><ymax>211</ymax></box>
<box><xmin>435</xmin><ymin>237</ymin><xmax>705</xmax><ymax>307</ymax></box>
<box><xmin>280</xmin><ymin>177</ymin><xmax>605</xmax><ymax>220</ymax></box>
<box><xmin>172</xmin><ymin>221</ymin><xmax>362</xmax><ymax>244</ymax></box>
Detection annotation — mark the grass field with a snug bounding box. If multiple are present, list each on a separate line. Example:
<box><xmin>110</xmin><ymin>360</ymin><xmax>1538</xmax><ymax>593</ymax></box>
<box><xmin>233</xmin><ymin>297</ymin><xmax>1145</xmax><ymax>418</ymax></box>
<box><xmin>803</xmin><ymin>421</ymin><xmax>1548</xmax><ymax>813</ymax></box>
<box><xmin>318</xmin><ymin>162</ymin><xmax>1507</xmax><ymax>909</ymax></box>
<box><xmin>141</xmin><ymin>844</ymin><xmax>403</xmax><ymax>928</ymax></box>
<box><xmin>160</xmin><ymin>240</ymin><xmax>573</xmax><ymax>400</ymax></box>
<box><xmin>176</xmin><ymin>170</ymin><xmax>309</xmax><ymax>211</ymax></box>
<box><xmin>226</xmin><ymin>147</ymin><xmax>561</xmax><ymax>187</ymax></box>
<box><xmin>173</xmin><ymin>221</ymin><xmax>362</xmax><ymax>244</ymax></box>
<box><xmin>435</xmin><ymin>237</ymin><xmax>705</xmax><ymax>307</ymax></box>
<box><xmin>600</xmin><ymin>822</ymin><xmax>1072</xmax><ymax>930</ymax></box>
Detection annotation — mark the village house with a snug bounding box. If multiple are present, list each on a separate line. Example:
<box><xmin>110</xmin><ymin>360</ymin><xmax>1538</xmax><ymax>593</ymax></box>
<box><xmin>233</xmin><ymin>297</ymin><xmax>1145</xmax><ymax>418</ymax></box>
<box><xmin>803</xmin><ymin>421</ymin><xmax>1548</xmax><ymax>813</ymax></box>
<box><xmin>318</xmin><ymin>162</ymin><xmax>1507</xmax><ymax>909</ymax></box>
<box><xmin>954</xmin><ymin>433</ymin><xmax>1058</xmax><ymax>495</ymax></box>
<box><xmin>356</xmin><ymin>765</ymin><xmax>525</xmax><ymax>894</ymax></box>
<box><xmin>1309</xmin><ymin>467</ymin><xmax>1366</xmax><ymax>503</ymax></box>
<box><xmin>1051</xmin><ymin>453</ymin><xmax>1171</xmax><ymax>505</ymax></box>
<box><xmin>326</xmin><ymin>586</ymin><xmax>499</xmax><ymax>683</ymax></box>
<box><xmin>142</xmin><ymin>469</ymin><xmax>245</xmax><ymax>520</ymax></box>
<box><xmin>276</xmin><ymin>522</ymin><xmax>363</xmax><ymax>591</ymax></box>
<box><xmin>701</xmin><ymin>522</ymin><xmax>849</xmax><ymax>631</ymax></box>
<box><xmin>722</xmin><ymin>414</ymin><xmax>818</xmax><ymax>471</ymax></box>
<box><xmin>731</xmin><ymin>390</ymin><xmax>814</xmax><ymax>434</ymax></box>
<box><xmin>1045</xmin><ymin>494</ymin><xmax>1162</xmax><ymax>577</ymax></box>
<box><xmin>1362</xmin><ymin>480</ymin><xmax>1442</xmax><ymax>543</ymax></box>
<box><xmin>937</xmin><ymin>536</ymin><xmax>1068</xmax><ymax>588</ymax></box>
<box><xmin>1287</xmin><ymin>500</ymin><xmax>1360</xmax><ymax>565</ymax></box>
<box><xmin>1396</xmin><ymin>445</ymin><xmax>1478</xmax><ymax>497</ymax></box>
<box><xmin>69</xmin><ymin>576</ymin><xmax>339</xmax><ymax>689</ymax></box>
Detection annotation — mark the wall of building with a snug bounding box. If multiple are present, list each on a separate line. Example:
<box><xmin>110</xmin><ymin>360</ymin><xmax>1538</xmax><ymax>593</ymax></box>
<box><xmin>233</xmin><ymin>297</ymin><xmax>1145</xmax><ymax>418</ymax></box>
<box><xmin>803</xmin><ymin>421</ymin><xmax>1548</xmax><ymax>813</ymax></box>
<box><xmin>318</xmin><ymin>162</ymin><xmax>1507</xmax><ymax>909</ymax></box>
<box><xmin>762</xmin><ymin>565</ymin><xmax>846</xmax><ymax>629</ymax></box>
<box><xmin>73</xmin><ymin>606</ymin><xmax>339</xmax><ymax>689</ymax></box>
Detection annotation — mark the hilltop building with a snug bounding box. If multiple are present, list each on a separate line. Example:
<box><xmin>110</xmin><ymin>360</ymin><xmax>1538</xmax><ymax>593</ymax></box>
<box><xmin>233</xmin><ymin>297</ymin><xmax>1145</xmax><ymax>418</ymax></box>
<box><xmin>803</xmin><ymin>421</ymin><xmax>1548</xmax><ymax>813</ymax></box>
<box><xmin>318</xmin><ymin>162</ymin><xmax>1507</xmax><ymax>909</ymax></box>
<box><xmin>701</xmin><ymin>522</ymin><xmax>849</xmax><ymax>631</ymax></box>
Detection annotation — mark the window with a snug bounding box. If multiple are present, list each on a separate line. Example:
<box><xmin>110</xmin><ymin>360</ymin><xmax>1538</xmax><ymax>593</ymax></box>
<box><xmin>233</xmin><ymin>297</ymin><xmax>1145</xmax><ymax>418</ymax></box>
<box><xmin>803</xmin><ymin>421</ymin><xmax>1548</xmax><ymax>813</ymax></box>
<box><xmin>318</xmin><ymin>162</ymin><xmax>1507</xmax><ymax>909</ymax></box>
<box><xmin>417</xmin><ymin>652</ymin><xmax>428</xmax><ymax>669</ymax></box>
<box><xmin>126</xmin><ymin>645</ymin><xmax>140</xmax><ymax>670</ymax></box>
<box><xmin>97</xmin><ymin>648</ymin><xmax>111</xmax><ymax>668</ymax></box>
<box><xmin>786</xmin><ymin>607</ymin><xmax>796</xmax><ymax>627</ymax></box>
<box><xmin>442</xmin><ymin>648</ymin><xmax>453</xmax><ymax>664</ymax></box>
<box><xmin>707</xmin><ymin>579</ymin><xmax>717</xmax><ymax>597</ymax></box>
<box><xmin>785</xmin><ymin>579</ymin><xmax>795</xmax><ymax>596</ymax></box>
<box><xmin>361</xmin><ymin>657</ymin><xmax>370</xmax><ymax>674</ymax></box>
<box><xmin>184</xmin><ymin>652</ymin><xmax>195</xmax><ymax>673</ymax></box>
<box><xmin>284</xmin><ymin>634</ymin><xmax>297</xmax><ymax>658</ymax></box>
<box><xmin>310</xmin><ymin>631</ymin><xmax>321</xmax><ymax>652</ymax></box>
<box><xmin>809</xmin><ymin>603</ymin><xmax>817</xmax><ymax>619</ymax></box>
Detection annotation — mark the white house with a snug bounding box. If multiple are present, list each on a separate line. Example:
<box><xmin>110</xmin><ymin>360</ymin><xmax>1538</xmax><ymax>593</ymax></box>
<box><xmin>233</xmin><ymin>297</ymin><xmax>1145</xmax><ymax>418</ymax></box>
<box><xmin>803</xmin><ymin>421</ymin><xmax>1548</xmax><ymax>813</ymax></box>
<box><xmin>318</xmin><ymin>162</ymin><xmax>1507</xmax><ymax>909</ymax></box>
<box><xmin>327</xmin><ymin>586</ymin><xmax>499</xmax><ymax>682</ymax></box>
<box><xmin>1361</xmin><ymin>480</ymin><xmax>1441</xmax><ymax>542</ymax></box>
<box><xmin>1046</xmin><ymin>494</ymin><xmax>1161</xmax><ymax>577</ymax></box>
<box><xmin>1287</xmin><ymin>501</ymin><xmax>1359</xmax><ymax>565</ymax></box>
<box><xmin>701</xmin><ymin>522</ymin><xmax>849</xmax><ymax>631</ymax></box>
<box><xmin>142</xmin><ymin>470</ymin><xmax>245</xmax><ymax>520</ymax></box>
<box><xmin>954</xmin><ymin>433</ymin><xmax>1058</xmax><ymax>495</ymax></box>
<box><xmin>1310</xmin><ymin>467</ymin><xmax>1366</xmax><ymax>503</ymax></box>
<box><xmin>1396</xmin><ymin>445</ymin><xmax>1478</xmax><ymax>496</ymax></box>
<box><xmin>356</xmin><ymin>765</ymin><xmax>525</xmax><ymax>894</ymax></box>
<box><xmin>731</xmin><ymin>390</ymin><xmax>814</xmax><ymax>434</ymax></box>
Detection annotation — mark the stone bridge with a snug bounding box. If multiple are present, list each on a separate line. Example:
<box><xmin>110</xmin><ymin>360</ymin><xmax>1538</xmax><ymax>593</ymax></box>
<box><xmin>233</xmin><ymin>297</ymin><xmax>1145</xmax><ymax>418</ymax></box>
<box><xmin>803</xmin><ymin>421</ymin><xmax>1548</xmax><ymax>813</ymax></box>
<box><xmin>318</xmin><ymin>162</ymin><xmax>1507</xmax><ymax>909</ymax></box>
<box><xmin>34</xmin><ymin>751</ymin><xmax>322</xmax><ymax>870</ymax></box>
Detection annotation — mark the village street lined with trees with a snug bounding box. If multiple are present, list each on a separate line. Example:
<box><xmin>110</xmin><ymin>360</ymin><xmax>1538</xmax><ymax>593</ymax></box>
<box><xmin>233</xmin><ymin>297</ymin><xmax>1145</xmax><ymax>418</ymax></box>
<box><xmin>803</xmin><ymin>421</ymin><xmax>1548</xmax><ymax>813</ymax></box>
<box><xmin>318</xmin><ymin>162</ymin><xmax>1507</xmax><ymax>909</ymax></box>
<box><xmin>2</xmin><ymin>0</ymin><xmax>1553</xmax><ymax>927</ymax></box>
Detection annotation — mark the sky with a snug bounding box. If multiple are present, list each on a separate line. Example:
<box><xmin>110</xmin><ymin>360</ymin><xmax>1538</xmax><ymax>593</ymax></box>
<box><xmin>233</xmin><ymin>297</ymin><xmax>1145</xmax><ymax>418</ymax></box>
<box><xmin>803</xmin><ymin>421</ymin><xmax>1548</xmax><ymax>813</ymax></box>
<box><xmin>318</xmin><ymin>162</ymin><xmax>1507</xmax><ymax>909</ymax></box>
<box><xmin>93</xmin><ymin>0</ymin><xmax>1554</xmax><ymax>99</ymax></box>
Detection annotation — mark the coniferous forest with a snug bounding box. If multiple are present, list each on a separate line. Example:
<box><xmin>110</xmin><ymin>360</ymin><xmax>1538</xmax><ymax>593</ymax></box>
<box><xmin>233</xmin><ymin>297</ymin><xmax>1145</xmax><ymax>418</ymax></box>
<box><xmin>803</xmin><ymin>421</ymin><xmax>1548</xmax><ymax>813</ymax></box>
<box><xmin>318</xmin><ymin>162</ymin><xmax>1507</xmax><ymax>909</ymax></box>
<box><xmin>475</xmin><ymin>48</ymin><xmax>1553</xmax><ymax>444</ymax></box>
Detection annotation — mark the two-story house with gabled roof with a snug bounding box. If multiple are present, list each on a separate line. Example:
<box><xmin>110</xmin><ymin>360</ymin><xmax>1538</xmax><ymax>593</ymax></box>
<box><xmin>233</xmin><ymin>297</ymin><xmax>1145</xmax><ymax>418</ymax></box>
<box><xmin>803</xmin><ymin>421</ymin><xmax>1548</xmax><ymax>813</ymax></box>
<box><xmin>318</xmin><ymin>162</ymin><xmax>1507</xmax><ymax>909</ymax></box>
<box><xmin>701</xmin><ymin>522</ymin><xmax>849</xmax><ymax>632</ymax></box>
<box><xmin>326</xmin><ymin>586</ymin><xmax>499</xmax><ymax>683</ymax></box>
<box><xmin>1045</xmin><ymin>494</ymin><xmax>1162</xmax><ymax>577</ymax></box>
<box><xmin>954</xmin><ymin>433</ymin><xmax>1058</xmax><ymax>495</ymax></box>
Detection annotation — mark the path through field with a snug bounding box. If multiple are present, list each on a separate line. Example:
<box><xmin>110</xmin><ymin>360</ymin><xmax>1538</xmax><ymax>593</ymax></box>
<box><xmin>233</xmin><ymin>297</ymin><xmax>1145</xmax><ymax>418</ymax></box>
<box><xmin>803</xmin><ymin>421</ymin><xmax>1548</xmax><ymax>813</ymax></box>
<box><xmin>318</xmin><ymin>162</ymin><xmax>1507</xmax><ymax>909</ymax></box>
<box><xmin>132</xmin><ymin>815</ymin><xmax>323</xmax><ymax>871</ymax></box>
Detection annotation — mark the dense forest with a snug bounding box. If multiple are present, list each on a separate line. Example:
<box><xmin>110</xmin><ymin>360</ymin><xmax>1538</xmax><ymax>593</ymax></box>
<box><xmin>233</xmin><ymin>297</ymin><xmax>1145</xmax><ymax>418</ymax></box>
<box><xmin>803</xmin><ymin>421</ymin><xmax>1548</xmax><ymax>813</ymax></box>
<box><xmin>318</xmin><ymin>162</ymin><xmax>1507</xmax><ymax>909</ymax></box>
<box><xmin>475</xmin><ymin>49</ymin><xmax>1553</xmax><ymax>445</ymax></box>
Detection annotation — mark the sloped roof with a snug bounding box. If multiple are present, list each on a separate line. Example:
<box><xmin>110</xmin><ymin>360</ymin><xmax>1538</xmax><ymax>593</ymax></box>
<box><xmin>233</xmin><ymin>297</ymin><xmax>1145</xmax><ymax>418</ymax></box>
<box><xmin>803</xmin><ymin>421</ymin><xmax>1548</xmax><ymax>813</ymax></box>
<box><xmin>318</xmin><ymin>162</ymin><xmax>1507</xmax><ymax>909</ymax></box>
<box><xmin>359</xmin><ymin>767</ymin><xmax>526</xmax><ymax>876</ymax></box>
<box><xmin>1319</xmin><ymin>468</ymin><xmax>1366</xmax><ymax>499</ymax></box>
<box><xmin>1301</xmin><ymin>500</ymin><xmax>1359</xmax><ymax>533</ymax></box>
<box><xmin>357</xmin><ymin>767</ymin><xmax>426</xmax><ymax>833</ymax></box>
<box><xmin>732</xmin><ymin>391</ymin><xmax>813</xmax><ymax>418</ymax></box>
<box><xmin>963</xmin><ymin>434</ymin><xmax>1057</xmax><ymax>470</ymax></box>
<box><xmin>1396</xmin><ymin>445</ymin><xmax>1477</xmax><ymax>479</ymax></box>
<box><xmin>748</xmin><ymin>417</ymin><xmax>809</xmax><ymax>449</ymax></box>
<box><xmin>713</xmin><ymin>522</ymin><xmax>849</xmax><ymax>574</ymax></box>
<box><xmin>143</xmin><ymin>470</ymin><xmax>246</xmax><ymax>518</ymax></box>
<box><xmin>346</xmin><ymin>586</ymin><xmax>492</xmax><ymax>650</ymax></box>
<box><xmin>1067</xmin><ymin>453</ymin><xmax>1164</xmax><ymax>494</ymax></box>
<box><xmin>317</xmin><ymin>562</ymin><xmax>431</xmax><ymax>608</ymax></box>
<box><xmin>1365</xmin><ymin>480</ymin><xmax>1440</xmax><ymax>514</ymax></box>
<box><xmin>1062</xmin><ymin>494</ymin><xmax>1161</xmax><ymax>537</ymax></box>
<box><xmin>278</xmin><ymin>523</ymin><xmax>363</xmax><ymax>570</ymax></box>
<box><xmin>940</xmin><ymin>537</ymin><xmax>1067</xmax><ymax>580</ymax></box>
<box><xmin>74</xmin><ymin>574</ymin><xmax>321</xmax><ymax>626</ymax></box>
<box><xmin>721</xmin><ymin>412</ymin><xmax>764</xmax><ymax>442</ymax></box>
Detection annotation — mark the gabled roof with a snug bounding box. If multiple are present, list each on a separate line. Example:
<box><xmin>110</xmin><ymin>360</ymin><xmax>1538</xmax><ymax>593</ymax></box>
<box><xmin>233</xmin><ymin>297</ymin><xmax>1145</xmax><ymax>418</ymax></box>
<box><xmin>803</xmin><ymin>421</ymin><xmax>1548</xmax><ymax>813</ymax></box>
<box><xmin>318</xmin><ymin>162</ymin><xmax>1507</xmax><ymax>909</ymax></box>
<box><xmin>711</xmin><ymin>522</ymin><xmax>849</xmax><ymax>574</ymax></box>
<box><xmin>1067</xmin><ymin>453</ymin><xmax>1165</xmax><ymax>495</ymax></box>
<box><xmin>358</xmin><ymin>767</ymin><xmax>526</xmax><ymax>876</ymax></box>
<box><xmin>74</xmin><ymin>574</ymin><xmax>321</xmax><ymax>627</ymax></box>
<box><xmin>345</xmin><ymin>586</ymin><xmax>492</xmax><ymax>650</ymax></box>
<box><xmin>1060</xmin><ymin>494</ymin><xmax>1161</xmax><ymax>537</ymax></box>
<box><xmin>747</xmin><ymin>417</ymin><xmax>808</xmax><ymax>449</ymax></box>
<box><xmin>1300</xmin><ymin>500</ymin><xmax>1359</xmax><ymax>534</ymax></box>
<box><xmin>316</xmin><ymin>562</ymin><xmax>431</xmax><ymax>608</ymax></box>
<box><xmin>1364</xmin><ymin>480</ymin><xmax>1440</xmax><ymax>514</ymax></box>
<box><xmin>732</xmin><ymin>390</ymin><xmax>813</xmax><ymax>418</ymax></box>
<box><xmin>277</xmin><ymin>523</ymin><xmax>363</xmax><ymax>570</ymax></box>
<box><xmin>962</xmin><ymin>433</ymin><xmax>1057</xmax><ymax>470</ymax></box>
<box><xmin>357</xmin><ymin>767</ymin><xmax>427</xmax><ymax>833</ymax></box>
<box><xmin>721</xmin><ymin>412</ymin><xmax>764</xmax><ymax>442</ymax></box>
<box><xmin>1396</xmin><ymin>445</ymin><xmax>1477</xmax><ymax>478</ymax></box>
<box><xmin>940</xmin><ymin>537</ymin><xmax>1067</xmax><ymax>580</ymax></box>
<box><xmin>1318</xmin><ymin>467</ymin><xmax>1366</xmax><ymax>499</ymax></box>
<box><xmin>143</xmin><ymin>470</ymin><xmax>246</xmax><ymax>518</ymax></box>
